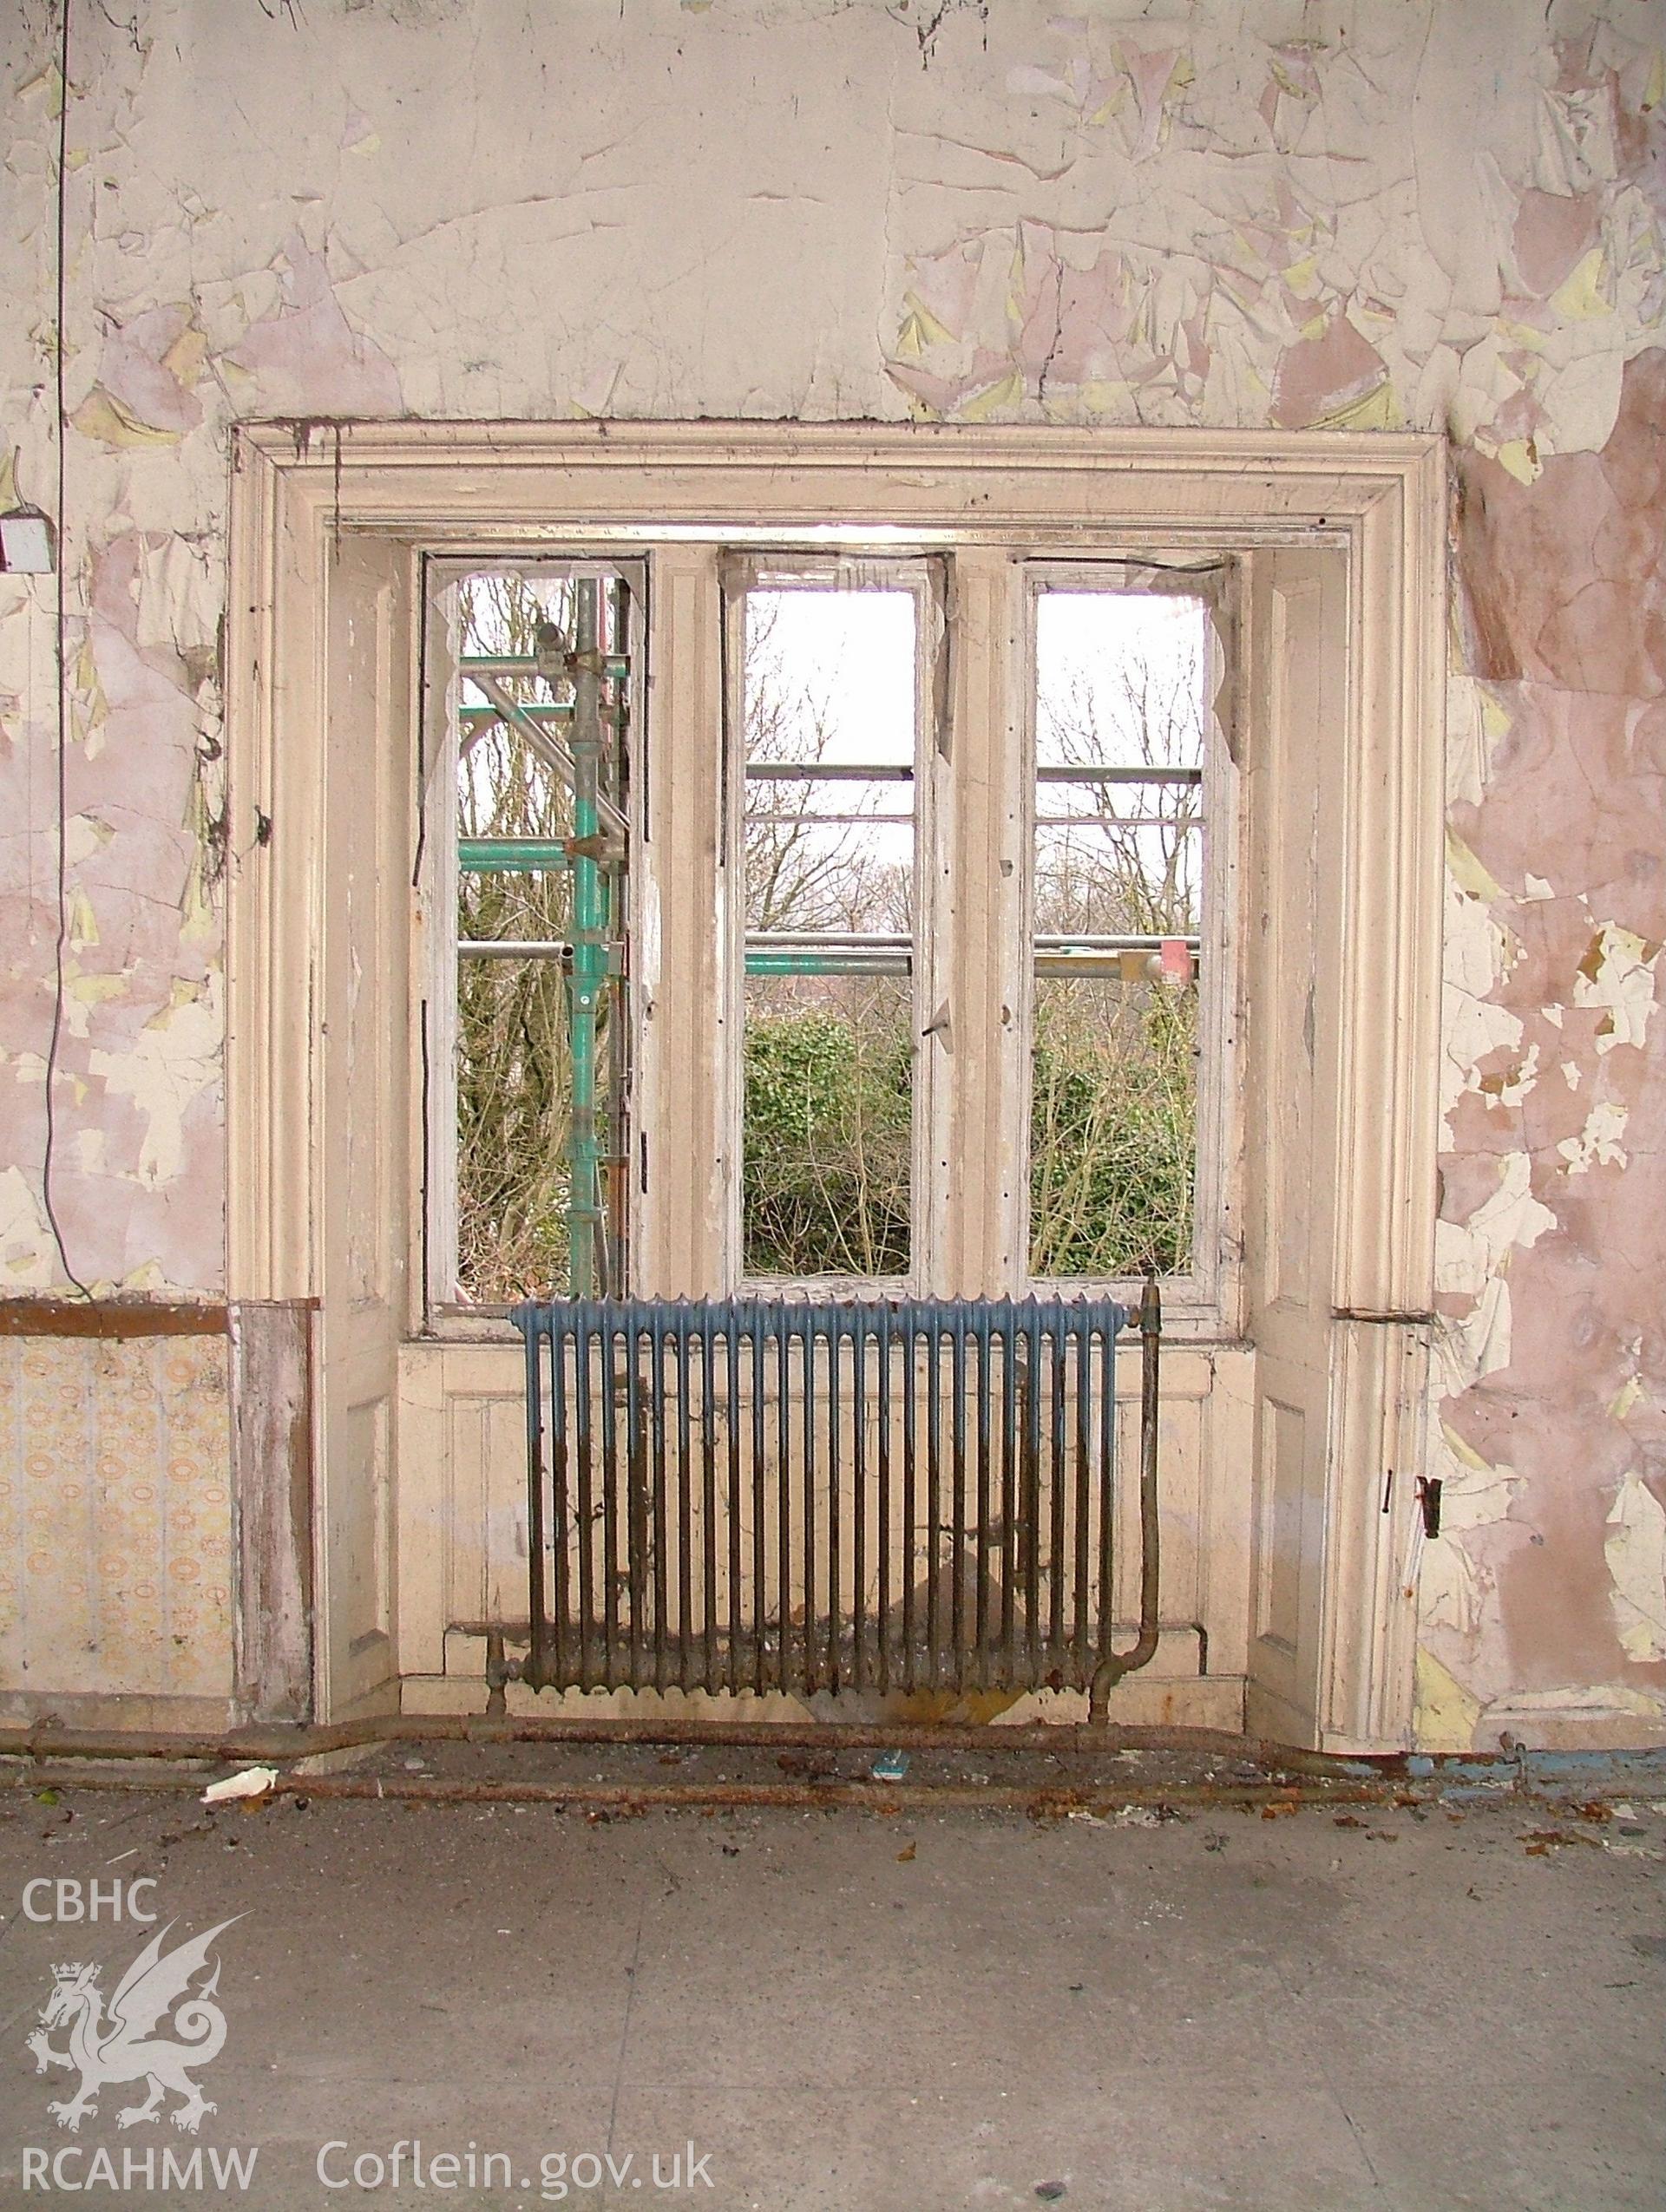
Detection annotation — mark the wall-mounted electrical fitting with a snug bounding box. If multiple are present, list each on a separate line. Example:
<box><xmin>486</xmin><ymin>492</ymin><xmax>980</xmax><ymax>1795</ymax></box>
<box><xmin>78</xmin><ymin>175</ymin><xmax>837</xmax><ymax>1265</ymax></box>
<box><xmin>0</xmin><ymin>507</ymin><xmax>56</xmax><ymax>573</ymax></box>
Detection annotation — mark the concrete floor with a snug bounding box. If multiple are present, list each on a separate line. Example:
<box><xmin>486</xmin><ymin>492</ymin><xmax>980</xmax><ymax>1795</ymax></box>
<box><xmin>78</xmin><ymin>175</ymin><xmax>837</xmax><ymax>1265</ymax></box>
<box><xmin>0</xmin><ymin>1758</ymin><xmax>1661</xmax><ymax>2211</ymax></box>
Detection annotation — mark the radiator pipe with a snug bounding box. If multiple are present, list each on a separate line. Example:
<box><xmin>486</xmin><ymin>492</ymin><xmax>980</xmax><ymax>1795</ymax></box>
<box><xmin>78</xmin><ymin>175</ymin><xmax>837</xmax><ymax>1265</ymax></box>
<box><xmin>1089</xmin><ymin>1274</ymin><xmax>1163</xmax><ymax>1724</ymax></box>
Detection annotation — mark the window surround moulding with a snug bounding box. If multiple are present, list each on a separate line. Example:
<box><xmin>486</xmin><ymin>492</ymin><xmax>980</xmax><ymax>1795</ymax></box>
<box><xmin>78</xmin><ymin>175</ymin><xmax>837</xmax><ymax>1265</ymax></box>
<box><xmin>226</xmin><ymin>420</ymin><xmax>1444</xmax><ymax>1755</ymax></box>
<box><xmin>228</xmin><ymin>417</ymin><xmax>1444</xmax><ymax>1315</ymax></box>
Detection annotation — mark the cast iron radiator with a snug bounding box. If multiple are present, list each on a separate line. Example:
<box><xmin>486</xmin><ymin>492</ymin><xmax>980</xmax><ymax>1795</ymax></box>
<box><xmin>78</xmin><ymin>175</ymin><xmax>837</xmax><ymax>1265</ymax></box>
<box><xmin>499</xmin><ymin>1285</ymin><xmax>1161</xmax><ymax>1716</ymax></box>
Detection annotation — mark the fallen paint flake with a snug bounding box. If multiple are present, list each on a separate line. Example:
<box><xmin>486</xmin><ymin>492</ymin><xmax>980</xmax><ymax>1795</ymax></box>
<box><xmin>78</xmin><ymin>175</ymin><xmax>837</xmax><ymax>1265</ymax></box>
<box><xmin>201</xmin><ymin>1765</ymin><xmax>279</xmax><ymax>1805</ymax></box>
<box><xmin>1413</xmin><ymin>1647</ymin><xmax>1485</xmax><ymax>1751</ymax></box>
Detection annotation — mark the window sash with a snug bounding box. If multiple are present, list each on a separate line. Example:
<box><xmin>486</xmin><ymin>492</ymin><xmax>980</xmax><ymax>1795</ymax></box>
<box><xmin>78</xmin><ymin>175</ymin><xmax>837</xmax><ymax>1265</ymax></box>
<box><xmin>419</xmin><ymin>542</ymin><xmax>1238</xmax><ymax>1323</ymax></box>
<box><xmin>723</xmin><ymin>555</ymin><xmax>944</xmax><ymax>1293</ymax></box>
<box><xmin>1020</xmin><ymin>560</ymin><xmax>1236</xmax><ymax>1309</ymax></box>
<box><xmin>421</xmin><ymin>556</ymin><xmax>646</xmax><ymax>1316</ymax></box>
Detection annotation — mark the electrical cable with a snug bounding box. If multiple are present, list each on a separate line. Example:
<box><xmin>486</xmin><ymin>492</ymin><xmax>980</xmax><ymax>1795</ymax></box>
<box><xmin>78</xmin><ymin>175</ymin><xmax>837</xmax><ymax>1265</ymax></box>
<box><xmin>41</xmin><ymin>0</ymin><xmax>90</xmax><ymax>1299</ymax></box>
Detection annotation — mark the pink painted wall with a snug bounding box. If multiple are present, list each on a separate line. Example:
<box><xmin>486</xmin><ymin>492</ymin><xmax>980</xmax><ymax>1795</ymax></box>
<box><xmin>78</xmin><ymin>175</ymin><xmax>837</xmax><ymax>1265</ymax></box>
<box><xmin>0</xmin><ymin>0</ymin><xmax>1659</xmax><ymax>1740</ymax></box>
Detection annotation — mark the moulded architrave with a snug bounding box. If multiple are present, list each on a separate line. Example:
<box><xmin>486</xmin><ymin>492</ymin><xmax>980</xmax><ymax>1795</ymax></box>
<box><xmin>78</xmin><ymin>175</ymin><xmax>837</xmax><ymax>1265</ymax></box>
<box><xmin>225</xmin><ymin>421</ymin><xmax>1445</xmax><ymax>1749</ymax></box>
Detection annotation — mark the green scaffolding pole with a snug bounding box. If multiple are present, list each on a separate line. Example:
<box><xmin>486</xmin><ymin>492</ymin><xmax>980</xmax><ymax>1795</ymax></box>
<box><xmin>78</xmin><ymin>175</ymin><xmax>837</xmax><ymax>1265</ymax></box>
<box><xmin>566</xmin><ymin>580</ymin><xmax>607</xmax><ymax>1299</ymax></box>
<box><xmin>457</xmin><ymin>838</ymin><xmax>572</xmax><ymax>874</ymax></box>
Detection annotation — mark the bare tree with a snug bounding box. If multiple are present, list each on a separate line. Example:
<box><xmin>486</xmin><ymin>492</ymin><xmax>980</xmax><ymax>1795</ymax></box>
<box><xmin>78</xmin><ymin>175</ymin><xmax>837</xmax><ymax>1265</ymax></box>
<box><xmin>1033</xmin><ymin>644</ymin><xmax>1202</xmax><ymax>941</ymax></box>
<box><xmin>742</xmin><ymin>604</ymin><xmax>911</xmax><ymax>939</ymax></box>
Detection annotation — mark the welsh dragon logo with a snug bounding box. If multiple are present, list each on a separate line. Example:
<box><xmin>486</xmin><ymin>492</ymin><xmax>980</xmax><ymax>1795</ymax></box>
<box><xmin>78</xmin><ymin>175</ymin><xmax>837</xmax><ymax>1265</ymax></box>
<box><xmin>27</xmin><ymin>1918</ymin><xmax>240</xmax><ymax>2136</ymax></box>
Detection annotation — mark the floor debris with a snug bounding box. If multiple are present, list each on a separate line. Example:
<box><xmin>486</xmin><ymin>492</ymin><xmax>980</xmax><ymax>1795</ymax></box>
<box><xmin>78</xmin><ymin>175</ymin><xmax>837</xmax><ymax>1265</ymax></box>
<box><xmin>200</xmin><ymin>1764</ymin><xmax>279</xmax><ymax>1805</ymax></box>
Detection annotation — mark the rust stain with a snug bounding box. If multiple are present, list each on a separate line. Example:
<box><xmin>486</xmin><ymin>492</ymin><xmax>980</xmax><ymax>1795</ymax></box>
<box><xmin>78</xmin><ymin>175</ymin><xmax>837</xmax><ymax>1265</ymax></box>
<box><xmin>0</xmin><ymin>1299</ymin><xmax>231</xmax><ymax>1339</ymax></box>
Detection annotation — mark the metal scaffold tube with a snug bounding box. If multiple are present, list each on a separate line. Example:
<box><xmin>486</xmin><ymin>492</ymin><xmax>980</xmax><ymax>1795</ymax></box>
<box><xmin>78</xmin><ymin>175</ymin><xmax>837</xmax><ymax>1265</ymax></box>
<box><xmin>567</xmin><ymin>579</ymin><xmax>607</xmax><ymax>1299</ymax></box>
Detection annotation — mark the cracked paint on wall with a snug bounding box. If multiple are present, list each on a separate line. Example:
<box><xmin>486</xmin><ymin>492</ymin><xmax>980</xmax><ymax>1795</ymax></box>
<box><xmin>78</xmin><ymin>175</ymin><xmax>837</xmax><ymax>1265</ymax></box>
<box><xmin>1425</xmin><ymin>343</ymin><xmax>1665</xmax><ymax>1750</ymax></box>
<box><xmin>0</xmin><ymin>0</ymin><xmax>1661</xmax><ymax>1736</ymax></box>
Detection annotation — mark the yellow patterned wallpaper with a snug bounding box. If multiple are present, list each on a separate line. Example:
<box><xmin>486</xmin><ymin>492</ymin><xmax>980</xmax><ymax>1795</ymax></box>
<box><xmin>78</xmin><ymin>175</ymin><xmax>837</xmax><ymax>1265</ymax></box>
<box><xmin>0</xmin><ymin>1335</ymin><xmax>233</xmax><ymax>1704</ymax></box>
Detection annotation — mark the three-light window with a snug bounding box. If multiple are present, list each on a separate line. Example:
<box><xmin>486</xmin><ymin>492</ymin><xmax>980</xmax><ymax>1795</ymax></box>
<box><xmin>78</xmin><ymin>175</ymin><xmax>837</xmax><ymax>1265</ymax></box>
<box><xmin>423</xmin><ymin>550</ymin><xmax>1231</xmax><ymax>1317</ymax></box>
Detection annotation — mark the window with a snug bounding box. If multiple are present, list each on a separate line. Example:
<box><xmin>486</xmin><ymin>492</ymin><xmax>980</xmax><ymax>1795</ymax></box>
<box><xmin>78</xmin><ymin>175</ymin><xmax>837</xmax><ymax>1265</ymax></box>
<box><xmin>423</xmin><ymin>560</ymin><xmax>641</xmax><ymax>1310</ymax></box>
<box><xmin>730</xmin><ymin>560</ymin><xmax>937</xmax><ymax>1287</ymax></box>
<box><xmin>1026</xmin><ymin>573</ymin><xmax>1213</xmax><ymax>1284</ymax></box>
<box><xmin>422</xmin><ymin>547</ymin><xmax>1233</xmax><ymax>1317</ymax></box>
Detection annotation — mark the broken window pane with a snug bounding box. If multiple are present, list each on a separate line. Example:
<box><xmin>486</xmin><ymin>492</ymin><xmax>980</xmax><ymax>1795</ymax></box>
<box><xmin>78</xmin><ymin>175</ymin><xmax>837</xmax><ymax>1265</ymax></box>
<box><xmin>740</xmin><ymin>584</ymin><xmax>918</xmax><ymax>1279</ymax></box>
<box><xmin>1029</xmin><ymin>589</ymin><xmax>1206</xmax><ymax>1280</ymax></box>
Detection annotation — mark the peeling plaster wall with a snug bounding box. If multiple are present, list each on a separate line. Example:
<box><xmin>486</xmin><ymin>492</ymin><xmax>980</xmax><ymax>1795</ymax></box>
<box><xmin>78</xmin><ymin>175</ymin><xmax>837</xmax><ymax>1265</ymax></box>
<box><xmin>0</xmin><ymin>0</ymin><xmax>1660</xmax><ymax>1739</ymax></box>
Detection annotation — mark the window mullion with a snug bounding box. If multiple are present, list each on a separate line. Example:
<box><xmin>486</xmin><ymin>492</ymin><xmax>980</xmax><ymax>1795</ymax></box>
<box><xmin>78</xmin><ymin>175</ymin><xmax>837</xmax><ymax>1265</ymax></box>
<box><xmin>934</xmin><ymin>547</ymin><xmax>1026</xmax><ymax>1296</ymax></box>
<box><xmin>641</xmin><ymin>542</ymin><xmax>728</xmax><ymax>1294</ymax></box>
